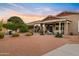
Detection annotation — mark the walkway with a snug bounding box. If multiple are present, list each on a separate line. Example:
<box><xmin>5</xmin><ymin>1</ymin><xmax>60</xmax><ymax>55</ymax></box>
<box><xmin>43</xmin><ymin>44</ymin><xmax>79</xmax><ymax>56</ymax></box>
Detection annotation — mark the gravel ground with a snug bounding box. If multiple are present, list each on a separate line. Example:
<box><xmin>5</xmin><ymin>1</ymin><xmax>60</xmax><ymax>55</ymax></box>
<box><xmin>0</xmin><ymin>34</ymin><xmax>79</xmax><ymax>56</ymax></box>
<box><xmin>0</xmin><ymin>35</ymin><xmax>66</xmax><ymax>56</ymax></box>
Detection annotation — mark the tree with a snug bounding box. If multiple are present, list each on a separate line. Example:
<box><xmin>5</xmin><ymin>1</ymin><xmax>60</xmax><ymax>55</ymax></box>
<box><xmin>6</xmin><ymin>16</ymin><xmax>29</xmax><ymax>33</ymax></box>
<box><xmin>7</xmin><ymin>16</ymin><xmax>24</xmax><ymax>24</ymax></box>
<box><xmin>3</xmin><ymin>22</ymin><xmax>17</xmax><ymax>31</ymax></box>
<box><xmin>7</xmin><ymin>16</ymin><xmax>25</xmax><ymax>32</ymax></box>
<box><xmin>19</xmin><ymin>24</ymin><xmax>29</xmax><ymax>33</ymax></box>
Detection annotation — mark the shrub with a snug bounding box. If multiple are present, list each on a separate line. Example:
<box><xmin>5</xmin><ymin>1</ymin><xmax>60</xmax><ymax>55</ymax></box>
<box><xmin>12</xmin><ymin>33</ymin><xmax>19</xmax><ymax>37</ymax></box>
<box><xmin>19</xmin><ymin>24</ymin><xmax>28</xmax><ymax>33</ymax></box>
<box><xmin>69</xmin><ymin>32</ymin><xmax>73</xmax><ymax>35</ymax></box>
<box><xmin>3</xmin><ymin>22</ymin><xmax>17</xmax><ymax>31</ymax></box>
<box><xmin>28</xmin><ymin>25</ymin><xmax>33</xmax><ymax>29</ymax></box>
<box><xmin>55</xmin><ymin>32</ymin><xmax>63</xmax><ymax>38</ymax></box>
<box><xmin>28</xmin><ymin>30</ymin><xmax>33</xmax><ymax>35</ymax></box>
<box><xmin>40</xmin><ymin>29</ymin><xmax>44</xmax><ymax>35</ymax></box>
<box><xmin>0</xmin><ymin>28</ymin><xmax>2</xmax><ymax>31</ymax></box>
<box><xmin>25</xmin><ymin>32</ymin><xmax>33</xmax><ymax>36</ymax></box>
<box><xmin>0</xmin><ymin>21</ymin><xmax>3</xmax><ymax>31</ymax></box>
<box><xmin>0</xmin><ymin>32</ymin><xmax>4</xmax><ymax>39</ymax></box>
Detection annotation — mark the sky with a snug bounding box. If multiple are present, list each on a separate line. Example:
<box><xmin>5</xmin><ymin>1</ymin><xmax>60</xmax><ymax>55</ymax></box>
<box><xmin>0</xmin><ymin>3</ymin><xmax>79</xmax><ymax>23</ymax></box>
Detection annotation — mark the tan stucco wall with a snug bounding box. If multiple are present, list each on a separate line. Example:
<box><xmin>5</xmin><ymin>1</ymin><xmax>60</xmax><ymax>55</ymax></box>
<box><xmin>33</xmin><ymin>14</ymin><xmax>79</xmax><ymax>35</ymax></box>
<box><xmin>61</xmin><ymin>14</ymin><xmax>79</xmax><ymax>35</ymax></box>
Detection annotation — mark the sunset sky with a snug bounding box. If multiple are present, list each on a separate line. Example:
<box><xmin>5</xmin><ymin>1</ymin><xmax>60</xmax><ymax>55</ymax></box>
<box><xmin>0</xmin><ymin>3</ymin><xmax>79</xmax><ymax>23</ymax></box>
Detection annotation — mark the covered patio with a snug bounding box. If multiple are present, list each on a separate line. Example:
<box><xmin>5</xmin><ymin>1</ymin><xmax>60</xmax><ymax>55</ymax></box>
<box><xmin>33</xmin><ymin>19</ymin><xmax>71</xmax><ymax>35</ymax></box>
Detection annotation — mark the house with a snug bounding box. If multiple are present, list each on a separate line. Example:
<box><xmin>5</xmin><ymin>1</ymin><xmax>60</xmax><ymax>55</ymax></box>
<box><xmin>28</xmin><ymin>11</ymin><xmax>79</xmax><ymax>35</ymax></box>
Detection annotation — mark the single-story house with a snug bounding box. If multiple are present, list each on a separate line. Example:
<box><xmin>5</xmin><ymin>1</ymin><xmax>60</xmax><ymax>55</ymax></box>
<box><xmin>28</xmin><ymin>11</ymin><xmax>79</xmax><ymax>35</ymax></box>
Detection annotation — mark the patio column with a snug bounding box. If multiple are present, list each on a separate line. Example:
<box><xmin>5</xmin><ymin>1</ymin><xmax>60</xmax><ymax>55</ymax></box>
<box><xmin>40</xmin><ymin>23</ymin><xmax>43</xmax><ymax>30</ymax></box>
<box><xmin>33</xmin><ymin>25</ymin><xmax>36</xmax><ymax>32</ymax></box>
<box><xmin>64</xmin><ymin>21</ymin><xmax>69</xmax><ymax>35</ymax></box>
<box><xmin>59</xmin><ymin>22</ymin><xmax>61</xmax><ymax>34</ymax></box>
<box><xmin>40</xmin><ymin>24</ymin><xmax>43</xmax><ymax>34</ymax></box>
<box><xmin>42</xmin><ymin>24</ymin><xmax>46</xmax><ymax>34</ymax></box>
<box><xmin>33</xmin><ymin>25</ymin><xmax>35</xmax><ymax>32</ymax></box>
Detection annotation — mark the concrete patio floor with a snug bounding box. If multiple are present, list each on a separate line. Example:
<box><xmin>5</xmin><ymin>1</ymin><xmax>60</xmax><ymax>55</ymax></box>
<box><xmin>43</xmin><ymin>44</ymin><xmax>79</xmax><ymax>56</ymax></box>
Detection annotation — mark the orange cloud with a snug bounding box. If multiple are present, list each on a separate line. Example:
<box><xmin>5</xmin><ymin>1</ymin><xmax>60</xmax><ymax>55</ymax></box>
<box><xmin>2</xmin><ymin>10</ymin><xmax>45</xmax><ymax>23</ymax></box>
<box><xmin>8</xmin><ymin>11</ymin><xmax>45</xmax><ymax>23</ymax></box>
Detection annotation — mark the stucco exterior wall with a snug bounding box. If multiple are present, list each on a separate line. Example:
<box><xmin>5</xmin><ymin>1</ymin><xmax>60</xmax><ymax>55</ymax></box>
<box><xmin>61</xmin><ymin>14</ymin><xmax>79</xmax><ymax>35</ymax></box>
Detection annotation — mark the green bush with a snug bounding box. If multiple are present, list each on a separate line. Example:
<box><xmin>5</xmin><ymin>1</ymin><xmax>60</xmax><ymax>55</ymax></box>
<box><xmin>12</xmin><ymin>33</ymin><xmax>19</xmax><ymax>37</ymax></box>
<box><xmin>55</xmin><ymin>32</ymin><xmax>63</xmax><ymax>38</ymax></box>
<box><xmin>0</xmin><ymin>32</ymin><xmax>4</xmax><ymax>39</ymax></box>
<box><xmin>3</xmin><ymin>22</ymin><xmax>17</xmax><ymax>31</ymax></box>
<box><xmin>28</xmin><ymin>25</ymin><xmax>33</xmax><ymax>29</ymax></box>
<box><xmin>0</xmin><ymin>28</ymin><xmax>2</xmax><ymax>31</ymax></box>
<box><xmin>0</xmin><ymin>21</ymin><xmax>3</xmax><ymax>31</ymax></box>
<box><xmin>19</xmin><ymin>24</ymin><xmax>28</xmax><ymax>33</ymax></box>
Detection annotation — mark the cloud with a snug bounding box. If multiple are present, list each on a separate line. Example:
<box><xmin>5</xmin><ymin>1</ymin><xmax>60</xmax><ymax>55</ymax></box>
<box><xmin>31</xmin><ymin>7</ymin><xmax>62</xmax><ymax>15</ymax></box>
<box><xmin>0</xmin><ymin>4</ymin><xmax>62</xmax><ymax>23</ymax></box>
<box><xmin>7</xmin><ymin>3</ymin><xmax>25</xmax><ymax>10</ymax></box>
<box><xmin>0</xmin><ymin>8</ymin><xmax>45</xmax><ymax>23</ymax></box>
<box><xmin>8</xmin><ymin>11</ymin><xmax>45</xmax><ymax>23</ymax></box>
<box><xmin>35</xmin><ymin>7</ymin><xmax>52</xmax><ymax>12</ymax></box>
<box><xmin>0</xmin><ymin>3</ymin><xmax>62</xmax><ymax>16</ymax></box>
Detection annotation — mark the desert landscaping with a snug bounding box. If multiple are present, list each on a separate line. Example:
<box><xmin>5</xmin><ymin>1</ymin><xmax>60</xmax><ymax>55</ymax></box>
<box><xmin>0</xmin><ymin>15</ymin><xmax>79</xmax><ymax>56</ymax></box>
<box><xmin>0</xmin><ymin>33</ymin><xmax>79</xmax><ymax>56</ymax></box>
<box><xmin>0</xmin><ymin>3</ymin><xmax>79</xmax><ymax>56</ymax></box>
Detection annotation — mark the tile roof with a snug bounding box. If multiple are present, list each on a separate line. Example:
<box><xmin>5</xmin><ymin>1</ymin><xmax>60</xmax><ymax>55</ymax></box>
<box><xmin>28</xmin><ymin>11</ymin><xmax>79</xmax><ymax>24</ymax></box>
<box><xmin>42</xmin><ymin>15</ymin><xmax>60</xmax><ymax>21</ymax></box>
<box><xmin>56</xmin><ymin>11</ymin><xmax>79</xmax><ymax>17</ymax></box>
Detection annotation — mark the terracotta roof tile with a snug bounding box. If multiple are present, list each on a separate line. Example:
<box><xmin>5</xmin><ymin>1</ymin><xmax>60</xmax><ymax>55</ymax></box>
<box><xmin>42</xmin><ymin>15</ymin><xmax>60</xmax><ymax>21</ymax></box>
<box><xmin>56</xmin><ymin>11</ymin><xmax>79</xmax><ymax>17</ymax></box>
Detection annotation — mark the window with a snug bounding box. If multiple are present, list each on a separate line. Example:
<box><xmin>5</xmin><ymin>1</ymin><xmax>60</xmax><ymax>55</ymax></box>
<box><xmin>56</xmin><ymin>27</ymin><xmax>59</xmax><ymax>30</ymax></box>
<box><xmin>56</xmin><ymin>23</ymin><xmax>59</xmax><ymax>25</ymax></box>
